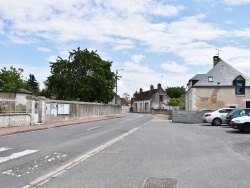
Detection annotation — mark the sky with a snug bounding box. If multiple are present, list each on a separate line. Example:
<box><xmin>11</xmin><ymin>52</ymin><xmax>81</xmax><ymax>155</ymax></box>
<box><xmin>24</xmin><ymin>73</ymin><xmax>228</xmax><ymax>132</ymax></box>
<box><xmin>0</xmin><ymin>0</ymin><xmax>250</xmax><ymax>98</ymax></box>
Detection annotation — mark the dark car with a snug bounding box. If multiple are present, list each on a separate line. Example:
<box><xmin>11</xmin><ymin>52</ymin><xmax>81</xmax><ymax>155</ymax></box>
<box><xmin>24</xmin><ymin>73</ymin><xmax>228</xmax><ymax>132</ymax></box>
<box><xmin>225</xmin><ymin>108</ymin><xmax>250</xmax><ymax>125</ymax></box>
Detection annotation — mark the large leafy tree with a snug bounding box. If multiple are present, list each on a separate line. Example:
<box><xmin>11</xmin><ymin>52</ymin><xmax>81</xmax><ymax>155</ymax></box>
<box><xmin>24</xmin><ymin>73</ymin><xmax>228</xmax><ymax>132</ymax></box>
<box><xmin>45</xmin><ymin>47</ymin><xmax>116</xmax><ymax>103</ymax></box>
<box><xmin>0</xmin><ymin>66</ymin><xmax>31</xmax><ymax>92</ymax></box>
<box><xmin>27</xmin><ymin>74</ymin><xmax>40</xmax><ymax>94</ymax></box>
<box><xmin>165</xmin><ymin>86</ymin><xmax>186</xmax><ymax>98</ymax></box>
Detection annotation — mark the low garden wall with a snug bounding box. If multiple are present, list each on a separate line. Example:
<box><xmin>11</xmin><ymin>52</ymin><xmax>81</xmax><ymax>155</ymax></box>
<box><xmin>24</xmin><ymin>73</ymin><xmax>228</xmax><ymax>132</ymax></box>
<box><xmin>44</xmin><ymin>100</ymin><xmax>122</xmax><ymax>124</ymax></box>
<box><xmin>172</xmin><ymin>111</ymin><xmax>204</xmax><ymax>124</ymax></box>
<box><xmin>0</xmin><ymin>113</ymin><xmax>31</xmax><ymax>128</ymax></box>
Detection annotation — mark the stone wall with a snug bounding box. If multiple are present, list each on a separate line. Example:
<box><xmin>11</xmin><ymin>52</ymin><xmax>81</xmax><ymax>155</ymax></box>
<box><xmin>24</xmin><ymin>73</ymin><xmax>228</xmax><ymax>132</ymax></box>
<box><xmin>172</xmin><ymin>111</ymin><xmax>204</xmax><ymax>124</ymax></box>
<box><xmin>0</xmin><ymin>114</ymin><xmax>31</xmax><ymax>127</ymax></box>
<box><xmin>0</xmin><ymin>98</ymin><xmax>122</xmax><ymax>127</ymax></box>
<box><xmin>42</xmin><ymin>100</ymin><xmax>122</xmax><ymax>124</ymax></box>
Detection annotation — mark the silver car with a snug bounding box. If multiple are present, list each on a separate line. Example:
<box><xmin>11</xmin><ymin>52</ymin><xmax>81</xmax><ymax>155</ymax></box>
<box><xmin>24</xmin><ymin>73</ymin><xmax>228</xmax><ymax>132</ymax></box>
<box><xmin>202</xmin><ymin>108</ymin><xmax>234</xmax><ymax>126</ymax></box>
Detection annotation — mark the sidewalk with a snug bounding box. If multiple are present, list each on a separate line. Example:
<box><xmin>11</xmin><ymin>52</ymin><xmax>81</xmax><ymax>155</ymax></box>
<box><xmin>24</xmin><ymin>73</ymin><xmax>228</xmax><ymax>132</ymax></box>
<box><xmin>0</xmin><ymin>114</ymin><xmax>126</xmax><ymax>136</ymax></box>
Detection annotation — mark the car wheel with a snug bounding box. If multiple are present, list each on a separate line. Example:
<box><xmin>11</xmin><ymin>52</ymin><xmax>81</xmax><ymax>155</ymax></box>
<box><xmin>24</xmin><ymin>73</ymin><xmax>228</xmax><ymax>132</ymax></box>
<box><xmin>241</xmin><ymin>123</ymin><xmax>250</xmax><ymax>133</ymax></box>
<box><xmin>212</xmin><ymin>118</ymin><xmax>222</xmax><ymax>126</ymax></box>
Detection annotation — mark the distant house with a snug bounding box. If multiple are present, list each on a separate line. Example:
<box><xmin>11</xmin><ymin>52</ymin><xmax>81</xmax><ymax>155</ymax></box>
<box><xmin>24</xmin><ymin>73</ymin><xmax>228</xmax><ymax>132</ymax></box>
<box><xmin>185</xmin><ymin>56</ymin><xmax>250</xmax><ymax>111</ymax></box>
<box><xmin>120</xmin><ymin>97</ymin><xmax>131</xmax><ymax>111</ymax></box>
<box><xmin>131</xmin><ymin>83</ymin><xmax>169</xmax><ymax>113</ymax></box>
<box><xmin>0</xmin><ymin>89</ymin><xmax>32</xmax><ymax>113</ymax></box>
<box><xmin>108</xmin><ymin>93</ymin><xmax>121</xmax><ymax>105</ymax></box>
<box><xmin>0</xmin><ymin>89</ymin><xmax>32</xmax><ymax>103</ymax></box>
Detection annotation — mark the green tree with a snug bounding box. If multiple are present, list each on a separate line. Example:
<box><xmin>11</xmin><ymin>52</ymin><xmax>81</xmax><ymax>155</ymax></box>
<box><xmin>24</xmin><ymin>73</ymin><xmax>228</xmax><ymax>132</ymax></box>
<box><xmin>165</xmin><ymin>86</ymin><xmax>185</xmax><ymax>98</ymax></box>
<box><xmin>45</xmin><ymin>47</ymin><xmax>115</xmax><ymax>103</ymax></box>
<box><xmin>27</xmin><ymin>74</ymin><xmax>40</xmax><ymax>95</ymax></box>
<box><xmin>167</xmin><ymin>98</ymin><xmax>183</xmax><ymax>107</ymax></box>
<box><xmin>39</xmin><ymin>88</ymin><xmax>51</xmax><ymax>98</ymax></box>
<box><xmin>0</xmin><ymin>66</ymin><xmax>31</xmax><ymax>92</ymax></box>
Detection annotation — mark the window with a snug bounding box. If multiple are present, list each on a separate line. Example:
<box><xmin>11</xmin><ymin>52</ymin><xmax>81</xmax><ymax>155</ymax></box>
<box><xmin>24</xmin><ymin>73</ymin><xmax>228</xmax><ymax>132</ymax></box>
<box><xmin>208</xmin><ymin>76</ymin><xmax>213</xmax><ymax>82</ymax></box>
<box><xmin>145</xmin><ymin>102</ymin><xmax>148</xmax><ymax>110</ymax></box>
<box><xmin>219</xmin><ymin>109</ymin><xmax>227</xmax><ymax>113</ymax></box>
<box><xmin>235</xmin><ymin>81</ymin><xmax>245</xmax><ymax>95</ymax></box>
<box><xmin>159</xmin><ymin>95</ymin><xmax>163</xmax><ymax>102</ymax></box>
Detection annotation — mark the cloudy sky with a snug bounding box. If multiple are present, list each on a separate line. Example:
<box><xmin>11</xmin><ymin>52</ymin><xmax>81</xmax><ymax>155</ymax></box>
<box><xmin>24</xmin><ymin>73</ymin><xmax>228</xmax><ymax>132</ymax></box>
<box><xmin>0</xmin><ymin>0</ymin><xmax>250</xmax><ymax>98</ymax></box>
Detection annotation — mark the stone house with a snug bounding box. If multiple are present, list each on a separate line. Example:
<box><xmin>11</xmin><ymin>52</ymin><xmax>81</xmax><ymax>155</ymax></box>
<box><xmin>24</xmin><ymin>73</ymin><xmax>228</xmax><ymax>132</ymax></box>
<box><xmin>131</xmin><ymin>83</ymin><xmax>169</xmax><ymax>113</ymax></box>
<box><xmin>108</xmin><ymin>93</ymin><xmax>121</xmax><ymax>105</ymax></box>
<box><xmin>185</xmin><ymin>56</ymin><xmax>250</xmax><ymax>111</ymax></box>
<box><xmin>0</xmin><ymin>89</ymin><xmax>32</xmax><ymax>113</ymax></box>
<box><xmin>0</xmin><ymin>89</ymin><xmax>32</xmax><ymax>103</ymax></box>
<box><xmin>120</xmin><ymin>97</ymin><xmax>131</xmax><ymax>111</ymax></box>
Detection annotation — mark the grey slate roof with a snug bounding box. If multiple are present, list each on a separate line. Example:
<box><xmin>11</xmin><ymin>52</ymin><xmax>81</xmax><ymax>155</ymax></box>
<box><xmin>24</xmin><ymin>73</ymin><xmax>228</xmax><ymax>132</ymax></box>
<box><xmin>17</xmin><ymin>88</ymin><xmax>32</xmax><ymax>94</ymax></box>
<box><xmin>190</xmin><ymin>59</ymin><xmax>250</xmax><ymax>87</ymax></box>
<box><xmin>133</xmin><ymin>89</ymin><xmax>159</xmax><ymax>101</ymax></box>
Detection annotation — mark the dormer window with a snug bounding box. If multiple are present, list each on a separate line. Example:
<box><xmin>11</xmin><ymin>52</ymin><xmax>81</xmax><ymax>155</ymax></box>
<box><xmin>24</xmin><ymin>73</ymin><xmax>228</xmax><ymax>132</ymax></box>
<box><xmin>236</xmin><ymin>81</ymin><xmax>245</xmax><ymax>95</ymax></box>
<box><xmin>234</xmin><ymin>75</ymin><xmax>245</xmax><ymax>95</ymax></box>
<box><xmin>208</xmin><ymin>76</ymin><xmax>213</xmax><ymax>82</ymax></box>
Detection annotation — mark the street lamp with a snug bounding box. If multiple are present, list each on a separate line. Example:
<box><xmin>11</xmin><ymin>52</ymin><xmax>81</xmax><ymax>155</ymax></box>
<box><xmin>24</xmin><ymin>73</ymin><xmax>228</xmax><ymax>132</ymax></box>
<box><xmin>115</xmin><ymin>69</ymin><xmax>123</xmax><ymax>104</ymax></box>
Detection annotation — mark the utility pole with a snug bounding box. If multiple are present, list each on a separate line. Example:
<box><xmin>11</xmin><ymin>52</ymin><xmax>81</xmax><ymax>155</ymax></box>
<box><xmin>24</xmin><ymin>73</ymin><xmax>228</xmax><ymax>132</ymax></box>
<box><xmin>115</xmin><ymin>69</ymin><xmax>123</xmax><ymax>104</ymax></box>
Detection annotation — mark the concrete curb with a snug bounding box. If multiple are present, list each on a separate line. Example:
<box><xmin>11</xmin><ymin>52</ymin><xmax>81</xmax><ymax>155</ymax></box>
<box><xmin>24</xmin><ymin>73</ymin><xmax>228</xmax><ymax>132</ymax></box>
<box><xmin>0</xmin><ymin>114</ymin><xmax>126</xmax><ymax>136</ymax></box>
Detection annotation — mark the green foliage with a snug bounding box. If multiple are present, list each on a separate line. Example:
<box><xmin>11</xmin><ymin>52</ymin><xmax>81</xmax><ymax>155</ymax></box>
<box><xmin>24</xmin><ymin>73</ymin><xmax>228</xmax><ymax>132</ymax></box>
<box><xmin>165</xmin><ymin>86</ymin><xmax>185</xmax><ymax>98</ymax></box>
<box><xmin>27</xmin><ymin>74</ymin><xmax>40</xmax><ymax>92</ymax></box>
<box><xmin>0</xmin><ymin>66</ymin><xmax>31</xmax><ymax>92</ymax></box>
<box><xmin>45</xmin><ymin>47</ymin><xmax>116</xmax><ymax>103</ymax></box>
<box><xmin>167</xmin><ymin>98</ymin><xmax>183</xmax><ymax>107</ymax></box>
<box><xmin>38</xmin><ymin>88</ymin><xmax>52</xmax><ymax>98</ymax></box>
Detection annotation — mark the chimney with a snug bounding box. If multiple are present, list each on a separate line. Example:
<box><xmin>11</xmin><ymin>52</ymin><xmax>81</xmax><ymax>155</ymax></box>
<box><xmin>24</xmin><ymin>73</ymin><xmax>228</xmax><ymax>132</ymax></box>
<box><xmin>213</xmin><ymin>56</ymin><xmax>219</xmax><ymax>66</ymax></box>
<box><xmin>158</xmin><ymin>83</ymin><xmax>161</xmax><ymax>89</ymax></box>
<box><xmin>150</xmin><ymin>84</ymin><xmax>154</xmax><ymax>91</ymax></box>
<box><xmin>140</xmin><ymin>88</ymin><xmax>143</xmax><ymax>93</ymax></box>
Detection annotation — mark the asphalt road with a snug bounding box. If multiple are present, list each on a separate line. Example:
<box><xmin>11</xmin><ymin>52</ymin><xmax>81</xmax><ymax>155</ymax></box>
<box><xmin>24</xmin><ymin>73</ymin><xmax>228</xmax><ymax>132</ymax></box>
<box><xmin>42</xmin><ymin>118</ymin><xmax>250</xmax><ymax>188</ymax></box>
<box><xmin>1</xmin><ymin>113</ymin><xmax>250</xmax><ymax>188</ymax></box>
<box><xmin>0</xmin><ymin>112</ymin><xmax>154</xmax><ymax>188</ymax></box>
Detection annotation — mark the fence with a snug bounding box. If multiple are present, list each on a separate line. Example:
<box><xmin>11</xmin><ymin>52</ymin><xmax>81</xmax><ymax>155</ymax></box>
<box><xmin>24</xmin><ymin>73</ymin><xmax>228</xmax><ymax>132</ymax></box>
<box><xmin>0</xmin><ymin>99</ymin><xmax>27</xmax><ymax>113</ymax></box>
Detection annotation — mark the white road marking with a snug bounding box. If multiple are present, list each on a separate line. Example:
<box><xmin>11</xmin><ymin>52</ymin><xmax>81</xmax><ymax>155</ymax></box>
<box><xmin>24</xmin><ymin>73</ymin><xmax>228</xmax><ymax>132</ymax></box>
<box><xmin>0</xmin><ymin>147</ymin><xmax>12</xmax><ymax>152</ymax></box>
<box><xmin>0</xmin><ymin>150</ymin><xmax>38</xmax><ymax>164</ymax></box>
<box><xmin>23</xmin><ymin>121</ymin><xmax>152</xmax><ymax>188</ymax></box>
<box><xmin>87</xmin><ymin>126</ymin><xmax>102</xmax><ymax>130</ymax></box>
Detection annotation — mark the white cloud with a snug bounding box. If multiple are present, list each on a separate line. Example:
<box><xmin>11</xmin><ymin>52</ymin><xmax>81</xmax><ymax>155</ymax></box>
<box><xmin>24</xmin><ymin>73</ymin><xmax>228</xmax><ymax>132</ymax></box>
<box><xmin>37</xmin><ymin>47</ymin><xmax>51</xmax><ymax>52</ymax></box>
<box><xmin>161</xmin><ymin>62</ymin><xmax>188</xmax><ymax>73</ymax></box>
<box><xmin>132</xmin><ymin>54</ymin><xmax>145</xmax><ymax>64</ymax></box>
<box><xmin>0</xmin><ymin>0</ymin><xmax>183</xmax><ymax>46</ymax></box>
<box><xmin>0</xmin><ymin>20</ymin><xmax>4</xmax><ymax>34</ymax></box>
<box><xmin>113</xmin><ymin>44</ymin><xmax>135</xmax><ymax>51</ymax></box>
<box><xmin>123</xmin><ymin>61</ymin><xmax>154</xmax><ymax>73</ymax></box>
<box><xmin>233</xmin><ymin>28</ymin><xmax>250</xmax><ymax>38</ymax></box>
<box><xmin>47</xmin><ymin>55</ymin><xmax>58</xmax><ymax>63</ymax></box>
<box><xmin>223</xmin><ymin>0</ymin><xmax>250</xmax><ymax>5</ymax></box>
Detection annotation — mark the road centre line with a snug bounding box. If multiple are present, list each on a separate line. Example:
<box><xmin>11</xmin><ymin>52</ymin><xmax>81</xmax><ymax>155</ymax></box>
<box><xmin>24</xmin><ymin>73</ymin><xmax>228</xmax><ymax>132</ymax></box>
<box><xmin>87</xmin><ymin>126</ymin><xmax>102</xmax><ymax>131</ymax></box>
<box><xmin>23</xmin><ymin>121</ymin><xmax>152</xmax><ymax>188</ymax></box>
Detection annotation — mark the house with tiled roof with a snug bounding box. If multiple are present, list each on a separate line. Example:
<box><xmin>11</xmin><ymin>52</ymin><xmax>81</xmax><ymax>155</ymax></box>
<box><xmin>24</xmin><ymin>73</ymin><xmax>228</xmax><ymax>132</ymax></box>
<box><xmin>131</xmin><ymin>83</ymin><xmax>169</xmax><ymax>113</ymax></box>
<box><xmin>185</xmin><ymin>56</ymin><xmax>250</xmax><ymax>111</ymax></box>
<box><xmin>120</xmin><ymin>97</ymin><xmax>131</xmax><ymax>111</ymax></box>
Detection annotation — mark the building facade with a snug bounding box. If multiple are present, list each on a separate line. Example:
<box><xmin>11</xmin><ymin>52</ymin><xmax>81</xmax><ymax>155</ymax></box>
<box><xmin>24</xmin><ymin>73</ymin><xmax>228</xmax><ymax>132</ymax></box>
<box><xmin>132</xmin><ymin>83</ymin><xmax>169</xmax><ymax>113</ymax></box>
<box><xmin>185</xmin><ymin>56</ymin><xmax>250</xmax><ymax>111</ymax></box>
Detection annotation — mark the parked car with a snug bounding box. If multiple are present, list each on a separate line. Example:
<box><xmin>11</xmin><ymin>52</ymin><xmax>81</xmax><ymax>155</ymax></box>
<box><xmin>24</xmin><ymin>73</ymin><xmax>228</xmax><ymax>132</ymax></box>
<box><xmin>202</xmin><ymin>108</ymin><xmax>234</xmax><ymax>126</ymax></box>
<box><xmin>198</xmin><ymin>109</ymin><xmax>216</xmax><ymax>113</ymax></box>
<box><xmin>225</xmin><ymin>108</ymin><xmax>250</xmax><ymax>124</ymax></box>
<box><xmin>230</xmin><ymin>116</ymin><xmax>250</xmax><ymax>133</ymax></box>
